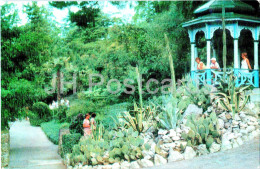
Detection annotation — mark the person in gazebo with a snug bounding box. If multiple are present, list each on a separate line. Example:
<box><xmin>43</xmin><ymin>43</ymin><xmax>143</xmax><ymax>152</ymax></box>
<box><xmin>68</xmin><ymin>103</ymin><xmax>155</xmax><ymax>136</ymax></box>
<box><xmin>195</xmin><ymin>57</ymin><xmax>206</xmax><ymax>70</ymax></box>
<box><xmin>241</xmin><ymin>52</ymin><xmax>252</xmax><ymax>73</ymax></box>
<box><xmin>210</xmin><ymin>58</ymin><xmax>220</xmax><ymax>70</ymax></box>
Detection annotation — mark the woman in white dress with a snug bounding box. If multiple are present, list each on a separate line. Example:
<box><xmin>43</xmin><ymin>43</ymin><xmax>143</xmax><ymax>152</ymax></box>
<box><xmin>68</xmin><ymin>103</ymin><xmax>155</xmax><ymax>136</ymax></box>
<box><xmin>241</xmin><ymin>52</ymin><xmax>252</xmax><ymax>73</ymax></box>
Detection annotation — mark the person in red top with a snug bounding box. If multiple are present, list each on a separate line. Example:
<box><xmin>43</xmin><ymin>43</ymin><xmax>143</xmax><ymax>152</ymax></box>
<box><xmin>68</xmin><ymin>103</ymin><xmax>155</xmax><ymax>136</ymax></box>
<box><xmin>83</xmin><ymin>114</ymin><xmax>91</xmax><ymax>136</ymax></box>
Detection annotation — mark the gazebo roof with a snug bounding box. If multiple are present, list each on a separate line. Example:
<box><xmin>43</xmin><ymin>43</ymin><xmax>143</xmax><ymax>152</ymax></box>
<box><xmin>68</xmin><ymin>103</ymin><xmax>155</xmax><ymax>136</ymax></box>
<box><xmin>182</xmin><ymin>0</ymin><xmax>260</xmax><ymax>28</ymax></box>
<box><xmin>194</xmin><ymin>0</ymin><xmax>255</xmax><ymax>15</ymax></box>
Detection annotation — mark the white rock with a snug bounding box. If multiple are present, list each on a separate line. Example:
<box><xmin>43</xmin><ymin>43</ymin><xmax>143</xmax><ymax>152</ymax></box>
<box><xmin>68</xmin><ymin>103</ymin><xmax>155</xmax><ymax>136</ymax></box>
<box><xmin>158</xmin><ymin>129</ymin><xmax>168</xmax><ymax>135</ymax></box>
<box><xmin>183</xmin><ymin>104</ymin><xmax>203</xmax><ymax>118</ymax></box>
<box><xmin>246</xmin><ymin>126</ymin><xmax>255</xmax><ymax>133</ymax></box>
<box><xmin>168</xmin><ymin>148</ymin><xmax>184</xmax><ymax>162</ymax></box>
<box><xmin>239</xmin><ymin>122</ymin><xmax>248</xmax><ymax>129</ymax></box>
<box><xmin>234</xmin><ymin>114</ymin><xmax>241</xmax><ymax>121</ymax></box>
<box><xmin>232</xmin><ymin>120</ymin><xmax>239</xmax><ymax>125</ymax></box>
<box><xmin>184</xmin><ymin>146</ymin><xmax>196</xmax><ymax>160</ymax></box>
<box><xmin>218</xmin><ymin>112</ymin><xmax>228</xmax><ymax>122</ymax></box>
<box><xmin>121</xmin><ymin>161</ymin><xmax>130</xmax><ymax>169</ymax></box>
<box><xmin>239</xmin><ymin>112</ymin><xmax>247</xmax><ymax>121</ymax></box>
<box><xmin>112</xmin><ymin>163</ymin><xmax>120</xmax><ymax>169</ymax></box>
<box><xmin>236</xmin><ymin>137</ymin><xmax>243</xmax><ymax>146</ymax></box>
<box><xmin>197</xmin><ymin>144</ymin><xmax>209</xmax><ymax>156</ymax></box>
<box><xmin>232</xmin><ymin>141</ymin><xmax>239</xmax><ymax>148</ymax></box>
<box><xmin>240</xmin><ymin>129</ymin><xmax>248</xmax><ymax>135</ymax></box>
<box><xmin>224</xmin><ymin>122</ymin><xmax>231</xmax><ymax>129</ymax></box>
<box><xmin>162</xmin><ymin>135</ymin><xmax>173</xmax><ymax>143</ymax></box>
<box><xmin>102</xmin><ymin>165</ymin><xmax>112</xmax><ymax>169</ymax></box>
<box><xmin>176</xmin><ymin>127</ymin><xmax>182</xmax><ymax>133</ymax></box>
<box><xmin>209</xmin><ymin>142</ymin><xmax>221</xmax><ymax>153</ymax></box>
<box><xmin>138</xmin><ymin>159</ymin><xmax>154</xmax><ymax>168</ymax></box>
<box><xmin>130</xmin><ymin>161</ymin><xmax>140</xmax><ymax>169</ymax></box>
<box><xmin>247</xmin><ymin>116</ymin><xmax>257</xmax><ymax>123</ymax></box>
<box><xmin>222</xmin><ymin>132</ymin><xmax>234</xmax><ymax>140</ymax></box>
<box><xmin>221</xmin><ymin>140</ymin><xmax>232</xmax><ymax>151</ymax></box>
<box><xmin>247</xmin><ymin>121</ymin><xmax>258</xmax><ymax>126</ymax></box>
<box><xmin>163</xmin><ymin>143</ymin><xmax>176</xmax><ymax>149</ymax></box>
<box><xmin>172</xmin><ymin>136</ymin><xmax>181</xmax><ymax>141</ymax></box>
<box><xmin>168</xmin><ymin>129</ymin><xmax>177</xmax><ymax>137</ymax></box>
<box><xmin>79</xmin><ymin>163</ymin><xmax>83</xmax><ymax>169</ymax></box>
<box><xmin>154</xmin><ymin>154</ymin><xmax>167</xmax><ymax>166</ymax></box>
<box><xmin>250</xmin><ymin>130</ymin><xmax>259</xmax><ymax>138</ymax></box>
<box><xmin>149</xmin><ymin>141</ymin><xmax>156</xmax><ymax>153</ymax></box>
<box><xmin>218</xmin><ymin>119</ymin><xmax>224</xmax><ymax>129</ymax></box>
<box><xmin>82</xmin><ymin>166</ymin><xmax>93</xmax><ymax>169</ymax></box>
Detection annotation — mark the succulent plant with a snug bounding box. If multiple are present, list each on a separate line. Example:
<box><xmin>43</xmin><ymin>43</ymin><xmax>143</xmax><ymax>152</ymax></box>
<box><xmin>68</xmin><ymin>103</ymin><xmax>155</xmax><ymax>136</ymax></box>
<box><xmin>182</xmin><ymin>112</ymin><xmax>221</xmax><ymax>149</ymax></box>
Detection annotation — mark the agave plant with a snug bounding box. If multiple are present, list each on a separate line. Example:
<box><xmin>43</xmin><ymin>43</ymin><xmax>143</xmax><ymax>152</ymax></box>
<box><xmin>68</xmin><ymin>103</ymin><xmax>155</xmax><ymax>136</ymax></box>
<box><xmin>159</xmin><ymin>96</ymin><xmax>183</xmax><ymax>130</ymax></box>
<box><xmin>122</xmin><ymin>102</ymin><xmax>155</xmax><ymax>133</ymax></box>
<box><xmin>213</xmin><ymin>74</ymin><xmax>252</xmax><ymax>115</ymax></box>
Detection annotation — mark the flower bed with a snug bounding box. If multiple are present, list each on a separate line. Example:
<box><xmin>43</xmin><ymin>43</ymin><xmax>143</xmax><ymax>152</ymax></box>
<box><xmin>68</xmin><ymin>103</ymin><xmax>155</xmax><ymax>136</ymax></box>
<box><xmin>65</xmin><ymin>102</ymin><xmax>259</xmax><ymax>169</ymax></box>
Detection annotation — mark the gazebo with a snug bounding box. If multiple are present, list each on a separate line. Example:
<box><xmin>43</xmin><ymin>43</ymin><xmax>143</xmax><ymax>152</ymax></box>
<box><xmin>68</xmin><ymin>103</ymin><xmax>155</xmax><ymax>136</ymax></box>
<box><xmin>182</xmin><ymin>0</ymin><xmax>259</xmax><ymax>87</ymax></box>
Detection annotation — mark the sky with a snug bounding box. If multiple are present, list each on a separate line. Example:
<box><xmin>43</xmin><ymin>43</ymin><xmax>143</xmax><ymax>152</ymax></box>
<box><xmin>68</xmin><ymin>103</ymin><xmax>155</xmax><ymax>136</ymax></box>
<box><xmin>0</xmin><ymin>1</ymin><xmax>136</xmax><ymax>26</ymax></box>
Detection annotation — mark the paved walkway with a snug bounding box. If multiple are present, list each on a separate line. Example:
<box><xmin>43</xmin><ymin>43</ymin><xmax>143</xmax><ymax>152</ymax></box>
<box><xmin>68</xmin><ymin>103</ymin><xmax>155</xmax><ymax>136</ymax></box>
<box><xmin>8</xmin><ymin>120</ymin><xmax>66</xmax><ymax>169</ymax></box>
<box><xmin>151</xmin><ymin>137</ymin><xmax>259</xmax><ymax>169</ymax></box>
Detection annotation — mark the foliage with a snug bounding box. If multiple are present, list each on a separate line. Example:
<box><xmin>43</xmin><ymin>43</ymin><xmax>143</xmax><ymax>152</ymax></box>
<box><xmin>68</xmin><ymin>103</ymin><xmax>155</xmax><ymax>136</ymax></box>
<box><xmin>69</xmin><ymin>114</ymin><xmax>85</xmax><ymax>135</ymax></box>
<box><xmin>41</xmin><ymin>120</ymin><xmax>64</xmax><ymax>144</ymax></box>
<box><xmin>182</xmin><ymin>112</ymin><xmax>221</xmax><ymax>149</ymax></box>
<box><xmin>213</xmin><ymin>75</ymin><xmax>251</xmax><ymax>115</ymax></box>
<box><xmin>122</xmin><ymin>102</ymin><xmax>158</xmax><ymax>133</ymax></box>
<box><xmin>32</xmin><ymin>102</ymin><xmax>51</xmax><ymax>120</ymax></box>
<box><xmin>62</xmin><ymin>133</ymin><xmax>82</xmax><ymax>158</ymax></box>
<box><xmin>53</xmin><ymin>105</ymin><xmax>69</xmax><ymax>123</ymax></box>
<box><xmin>177</xmin><ymin>76</ymin><xmax>212</xmax><ymax>111</ymax></box>
<box><xmin>69</xmin><ymin>127</ymin><xmax>148</xmax><ymax>166</ymax></box>
<box><xmin>158</xmin><ymin>96</ymin><xmax>183</xmax><ymax>130</ymax></box>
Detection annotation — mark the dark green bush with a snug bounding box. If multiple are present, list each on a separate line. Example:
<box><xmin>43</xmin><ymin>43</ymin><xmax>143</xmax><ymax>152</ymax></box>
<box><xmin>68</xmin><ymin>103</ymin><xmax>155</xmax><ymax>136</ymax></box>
<box><xmin>69</xmin><ymin>114</ymin><xmax>84</xmax><ymax>135</ymax></box>
<box><xmin>32</xmin><ymin>102</ymin><xmax>51</xmax><ymax>121</ymax></box>
<box><xmin>62</xmin><ymin>133</ymin><xmax>81</xmax><ymax>157</ymax></box>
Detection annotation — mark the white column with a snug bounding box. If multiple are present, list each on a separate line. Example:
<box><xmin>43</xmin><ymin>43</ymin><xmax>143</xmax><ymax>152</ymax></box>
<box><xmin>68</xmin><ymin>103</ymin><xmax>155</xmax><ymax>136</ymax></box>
<box><xmin>206</xmin><ymin>40</ymin><xmax>211</xmax><ymax>68</ymax></box>
<box><xmin>191</xmin><ymin>43</ymin><xmax>195</xmax><ymax>70</ymax></box>
<box><xmin>234</xmin><ymin>39</ymin><xmax>239</xmax><ymax>68</ymax></box>
<box><xmin>195</xmin><ymin>46</ymin><xmax>198</xmax><ymax>59</ymax></box>
<box><xmin>254</xmin><ymin>41</ymin><xmax>259</xmax><ymax>70</ymax></box>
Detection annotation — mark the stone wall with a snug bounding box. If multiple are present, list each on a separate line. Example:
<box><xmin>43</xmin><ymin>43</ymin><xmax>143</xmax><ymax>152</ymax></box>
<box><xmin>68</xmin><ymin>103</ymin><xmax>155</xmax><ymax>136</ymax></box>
<box><xmin>1</xmin><ymin>130</ymin><xmax>10</xmax><ymax>167</ymax></box>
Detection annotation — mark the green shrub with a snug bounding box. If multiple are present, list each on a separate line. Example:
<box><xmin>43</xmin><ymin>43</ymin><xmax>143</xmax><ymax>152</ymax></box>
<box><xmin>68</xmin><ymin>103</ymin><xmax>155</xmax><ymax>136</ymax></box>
<box><xmin>181</xmin><ymin>112</ymin><xmax>221</xmax><ymax>149</ymax></box>
<box><xmin>41</xmin><ymin>120</ymin><xmax>62</xmax><ymax>144</ymax></box>
<box><xmin>32</xmin><ymin>102</ymin><xmax>51</xmax><ymax>121</ymax></box>
<box><xmin>62</xmin><ymin>133</ymin><xmax>81</xmax><ymax>158</ymax></box>
<box><xmin>69</xmin><ymin>114</ymin><xmax>84</xmax><ymax>135</ymax></box>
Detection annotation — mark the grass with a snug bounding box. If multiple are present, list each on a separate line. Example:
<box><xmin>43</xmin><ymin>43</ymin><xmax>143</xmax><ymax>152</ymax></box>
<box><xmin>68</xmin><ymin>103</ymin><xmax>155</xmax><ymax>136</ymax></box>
<box><xmin>41</xmin><ymin>120</ymin><xmax>69</xmax><ymax>145</ymax></box>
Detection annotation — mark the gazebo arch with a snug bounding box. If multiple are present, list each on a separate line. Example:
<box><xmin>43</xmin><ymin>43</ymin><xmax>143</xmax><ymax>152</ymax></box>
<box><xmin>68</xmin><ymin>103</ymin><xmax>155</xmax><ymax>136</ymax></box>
<box><xmin>182</xmin><ymin>0</ymin><xmax>260</xmax><ymax>87</ymax></box>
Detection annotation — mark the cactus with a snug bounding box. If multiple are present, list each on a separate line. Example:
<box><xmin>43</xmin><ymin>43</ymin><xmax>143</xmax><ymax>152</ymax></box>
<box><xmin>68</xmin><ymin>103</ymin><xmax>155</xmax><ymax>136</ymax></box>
<box><xmin>183</xmin><ymin>112</ymin><xmax>222</xmax><ymax>150</ymax></box>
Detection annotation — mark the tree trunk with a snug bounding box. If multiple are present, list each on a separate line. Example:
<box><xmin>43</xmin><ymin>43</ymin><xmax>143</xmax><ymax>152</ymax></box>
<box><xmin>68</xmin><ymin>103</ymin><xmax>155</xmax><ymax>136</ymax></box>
<box><xmin>57</xmin><ymin>69</ymin><xmax>61</xmax><ymax>104</ymax></box>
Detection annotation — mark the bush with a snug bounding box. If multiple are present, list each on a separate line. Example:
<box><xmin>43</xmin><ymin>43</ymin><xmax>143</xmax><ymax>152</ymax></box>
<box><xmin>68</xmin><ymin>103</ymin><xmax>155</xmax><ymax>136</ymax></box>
<box><xmin>69</xmin><ymin>114</ymin><xmax>84</xmax><ymax>135</ymax></box>
<box><xmin>62</xmin><ymin>133</ymin><xmax>81</xmax><ymax>157</ymax></box>
<box><xmin>41</xmin><ymin>120</ymin><xmax>62</xmax><ymax>144</ymax></box>
<box><xmin>32</xmin><ymin>102</ymin><xmax>51</xmax><ymax>121</ymax></box>
<box><xmin>54</xmin><ymin>105</ymin><xmax>69</xmax><ymax>123</ymax></box>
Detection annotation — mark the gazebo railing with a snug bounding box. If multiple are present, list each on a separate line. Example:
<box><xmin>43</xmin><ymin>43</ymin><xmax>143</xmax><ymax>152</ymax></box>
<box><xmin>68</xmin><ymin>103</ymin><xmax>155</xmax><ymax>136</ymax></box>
<box><xmin>191</xmin><ymin>68</ymin><xmax>259</xmax><ymax>87</ymax></box>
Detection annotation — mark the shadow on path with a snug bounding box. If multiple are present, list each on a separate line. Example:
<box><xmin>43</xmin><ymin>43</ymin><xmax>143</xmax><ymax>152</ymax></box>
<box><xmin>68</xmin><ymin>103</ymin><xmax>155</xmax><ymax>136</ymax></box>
<box><xmin>9</xmin><ymin>120</ymin><xmax>66</xmax><ymax>169</ymax></box>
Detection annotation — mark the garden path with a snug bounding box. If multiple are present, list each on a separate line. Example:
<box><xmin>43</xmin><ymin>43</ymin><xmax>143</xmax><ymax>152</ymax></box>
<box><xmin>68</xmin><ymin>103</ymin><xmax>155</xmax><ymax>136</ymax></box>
<box><xmin>8</xmin><ymin>120</ymin><xmax>66</xmax><ymax>169</ymax></box>
<box><xmin>152</xmin><ymin>137</ymin><xmax>259</xmax><ymax>169</ymax></box>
